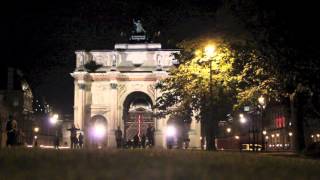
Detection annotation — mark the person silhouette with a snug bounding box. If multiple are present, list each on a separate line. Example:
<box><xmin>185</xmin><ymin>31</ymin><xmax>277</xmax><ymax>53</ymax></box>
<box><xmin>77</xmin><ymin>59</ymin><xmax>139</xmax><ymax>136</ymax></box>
<box><xmin>115</xmin><ymin>126</ymin><xmax>122</xmax><ymax>148</ymax></box>
<box><xmin>67</xmin><ymin>124</ymin><xmax>80</xmax><ymax>149</ymax></box>
<box><xmin>78</xmin><ymin>133</ymin><xmax>84</xmax><ymax>148</ymax></box>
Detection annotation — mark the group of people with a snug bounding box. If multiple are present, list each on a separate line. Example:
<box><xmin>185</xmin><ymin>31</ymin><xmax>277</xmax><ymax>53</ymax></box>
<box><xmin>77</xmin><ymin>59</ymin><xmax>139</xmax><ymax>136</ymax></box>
<box><xmin>53</xmin><ymin>124</ymin><xmax>83</xmax><ymax>149</ymax></box>
<box><xmin>115</xmin><ymin>124</ymin><xmax>155</xmax><ymax>149</ymax></box>
<box><xmin>5</xmin><ymin>115</ymin><xmax>25</xmax><ymax>147</ymax></box>
<box><xmin>67</xmin><ymin>124</ymin><xmax>83</xmax><ymax>149</ymax></box>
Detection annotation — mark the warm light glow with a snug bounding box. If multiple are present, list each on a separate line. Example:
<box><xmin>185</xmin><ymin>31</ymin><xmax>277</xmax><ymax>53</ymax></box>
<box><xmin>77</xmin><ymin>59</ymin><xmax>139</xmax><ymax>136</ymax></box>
<box><xmin>258</xmin><ymin>95</ymin><xmax>265</xmax><ymax>106</ymax></box>
<box><xmin>239</xmin><ymin>113</ymin><xmax>247</xmax><ymax>124</ymax></box>
<box><xmin>271</xmin><ymin>134</ymin><xmax>275</xmax><ymax>138</ymax></box>
<box><xmin>234</xmin><ymin>135</ymin><xmax>240</xmax><ymax>140</ymax></box>
<box><xmin>195</xmin><ymin>50</ymin><xmax>202</xmax><ymax>57</ymax></box>
<box><xmin>204</xmin><ymin>44</ymin><xmax>215</xmax><ymax>58</ymax></box>
<box><xmin>288</xmin><ymin>132</ymin><xmax>293</xmax><ymax>137</ymax></box>
<box><xmin>262</xmin><ymin>130</ymin><xmax>267</xmax><ymax>135</ymax></box>
<box><xmin>34</xmin><ymin>135</ymin><xmax>38</xmax><ymax>139</ymax></box>
<box><xmin>39</xmin><ymin>145</ymin><xmax>70</xmax><ymax>149</ymax></box>
<box><xmin>93</xmin><ymin>124</ymin><xmax>107</xmax><ymax>139</ymax></box>
<box><xmin>311</xmin><ymin>134</ymin><xmax>314</xmax><ymax>138</ymax></box>
<box><xmin>166</xmin><ymin>125</ymin><xmax>176</xmax><ymax>137</ymax></box>
<box><xmin>265</xmin><ymin>136</ymin><xmax>269</xmax><ymax>140</ymax></box>
<box><xmin>50</xmin><ymin>114</ymin><xmax>59</xmax><ymax>124</ymax></box>
<box><xmin>34</xmin><ymin>127</ymin><xmax>39</xmax><ymax>133</ymax></box>
<box><xmin>317</xmin><ymin>134</ymin><xmax>320</xmax><ymax>138</ymax></box>
<box><xmin>226</xmin><ymin>128</ymin><xmax>231</xmax><ymax>133</ymax></box>
<box><xmin>276</xmin><ymin>133</ymin><xmax>280</xmax><ymax>137</ymax></box>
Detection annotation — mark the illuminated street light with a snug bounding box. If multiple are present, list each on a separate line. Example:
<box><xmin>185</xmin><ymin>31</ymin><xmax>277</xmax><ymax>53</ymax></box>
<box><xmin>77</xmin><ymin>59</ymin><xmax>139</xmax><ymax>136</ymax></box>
<box><xmin>199</xmin><ymin>43</ymin><xmax>217</xmax><ymax>151</ymax></box>
<box><xmin>262</xmin><ymin>130</ymin><xmax>267</xmax><ymax>135</ymax></box>
<box><xmin>93</xmin><ymin>124</ymin><xmax>107</xmax><ymax>139</ymax></box>
<box><xmin>50</xmin><ymin>114</ymin><xmax>59</xmax><ymax>125</ymax></box>
<box><xmin>34</xmin><ymin>127</ymin><xmax>40</xmax><ymax>133</ymax></box>
<box><xmin>311</xmin><ymin>134</ymin><xmax>314</xmax><ymax>138</ymax></box>
<box><xmin>234</xmin><ymin>135</ymin><xmax>240</xmax><ymax>140</ymax></box>
<box><xmin>226</xmin><ymin>128</ymin><xmax>231</xmax><ymax>133</ymax></box>
<box><xmin>204</xmin><ymin>44</ymin><xmax>216</xmax><ymax>58</ymax></box>
<box><xmin>239</xmin><ymin>113</ymin><xmax>247</xmax><ymax>124</ymax></box>
<box><xmin>166</xmin><ymin>125</ymin><xmax>176</xmax><ymax>137</ymax></box>
<box><xmin>288</xmin><ymin>132</ymin><xmax>293</xmax><ymax>137</ymax></box>
<box><xmin>34</xmin><ymin>135</ymin><xmax>38</xmax><ymax>139</ymax></box>
<box><xmin>258</xmin><ymin>96</ymin><xmax>265</xmax><ymax>106</ymax></box>
<box><xmin>271</xmin><ymin>134</ymin><xmax>275</xmax><ymax>138</ymax></box>
<box><xmin>276</xmin><ymin>133</ymin><xmax>280</xmax><ymax>137</ymax></box>
<box><xmin>265</xmin><ymin>136</ymin><xmax>269</xmax><ymax>140</ymax></box>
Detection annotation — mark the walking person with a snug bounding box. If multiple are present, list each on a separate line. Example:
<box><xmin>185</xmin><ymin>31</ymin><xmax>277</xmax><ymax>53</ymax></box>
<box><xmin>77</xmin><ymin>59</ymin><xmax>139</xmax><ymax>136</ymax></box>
<box><xmin>115</xmin><ymin>126</ymin><xmax>122</xmax><ymax>148</ymax></box>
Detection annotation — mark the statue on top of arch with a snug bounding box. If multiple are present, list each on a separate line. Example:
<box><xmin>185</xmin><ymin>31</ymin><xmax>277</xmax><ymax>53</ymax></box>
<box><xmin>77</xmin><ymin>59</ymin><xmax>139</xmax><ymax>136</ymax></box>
<box><xmin>132</xmin><ymin>19</ymin><xmax>146</xmax><ymax>34</ymax></box>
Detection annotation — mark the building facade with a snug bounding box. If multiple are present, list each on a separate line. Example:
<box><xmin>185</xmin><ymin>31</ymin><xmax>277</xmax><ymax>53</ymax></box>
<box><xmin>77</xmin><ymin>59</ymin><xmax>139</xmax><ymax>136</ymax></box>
<box><xmin>0</xmin><ymin>67</ymin><xmax>34</xmax><ymax>147</ymax></box>
<box><xmin>71</xmin><ymin>43</ymin><xmax>201</xmax><ymax>149</ymax></box>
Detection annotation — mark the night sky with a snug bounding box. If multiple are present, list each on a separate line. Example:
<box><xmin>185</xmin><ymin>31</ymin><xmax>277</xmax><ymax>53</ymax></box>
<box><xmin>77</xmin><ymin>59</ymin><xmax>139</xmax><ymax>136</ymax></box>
<box><xmin>3</xmin><ymin>0</ymin><xmax>319</xmax><ymax>115</ymax></box>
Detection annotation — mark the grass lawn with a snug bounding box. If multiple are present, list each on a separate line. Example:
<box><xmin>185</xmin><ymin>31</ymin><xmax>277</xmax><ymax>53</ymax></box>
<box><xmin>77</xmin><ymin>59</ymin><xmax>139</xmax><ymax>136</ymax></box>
<box><xmin>0</xmin><ymin>148</ymin><xmax>319</xmax><ymax>180</ymax></box>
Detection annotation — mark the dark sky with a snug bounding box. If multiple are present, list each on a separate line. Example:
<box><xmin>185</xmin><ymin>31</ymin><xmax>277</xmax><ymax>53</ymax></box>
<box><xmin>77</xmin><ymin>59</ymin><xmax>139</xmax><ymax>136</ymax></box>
<box><xmin>3</xmin><ymin>0</ymin><xmax>320</xmax><ymax>114</ymax></box>
<box><xmin>3</xmin><ymin>0</ymin><xmax>223</xmax><ymax>114</ymax></box>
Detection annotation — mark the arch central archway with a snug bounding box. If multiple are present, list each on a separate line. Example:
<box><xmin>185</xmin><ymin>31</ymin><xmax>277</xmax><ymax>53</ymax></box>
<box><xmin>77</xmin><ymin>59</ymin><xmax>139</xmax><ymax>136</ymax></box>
<box><xmin>123</xmin><ymin>91</ymin><xmax>154</xmax><ymax>141</ymax></box>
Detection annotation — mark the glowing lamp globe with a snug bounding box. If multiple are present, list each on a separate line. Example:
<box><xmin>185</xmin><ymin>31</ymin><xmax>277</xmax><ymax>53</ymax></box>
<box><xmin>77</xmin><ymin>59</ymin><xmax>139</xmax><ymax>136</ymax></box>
<box><xmin>166</xmin><ymin>126</ymin><xmax>176</xmax><ymax>137</ymax></box>
<box><xmin>93</xmin><ymin>124</ymin><xmax>106</xmax><ymax>139</ymax></box>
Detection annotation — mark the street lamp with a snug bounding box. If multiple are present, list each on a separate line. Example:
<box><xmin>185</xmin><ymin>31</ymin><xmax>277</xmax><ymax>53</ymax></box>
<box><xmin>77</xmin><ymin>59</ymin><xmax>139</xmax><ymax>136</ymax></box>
<box><xmin>34</xmin><ymin>127</ymin><xmax>40</xmax><ymax>133</ymax></box>
<box><xmin>262</xmin><ymin>130</ymin><xmax>267</xmax><ymax>136</ymax></box>
<box><xmin>258</xmin><ymin>96</ymin><xmax>265</xmax><ymax>107</ymax></box>
<box><xmin>204</xmin><ymin>45</ymin><xmax>216</xmax><ymax>58</ymax></box>
<box><xmin>226</xmin><ymin>127</ymin><xmax>232</xmax><ymax>134</ymax></box>
<box><xmin>50</xmin><ymin>113</ymin><xmax>60</xmax><ymax>149</ymax></box>
<box><xmin>239</xmin><ymin>114</ymin><xmax>247</xmax><ymax>124</ymax></box>
<box><xmin>33</xmin><ymin>126</ymin><xmax>40</xmax><ymax>147</ymax></box>
<box><xmin>202</xmin><ymin>44</ymin><xmax>216</xmax><ymax>151</ymax></box>
<box><xmin>258</xmin><ymin>95</ymin><xmax>266</xmax><ymax>152</ymax></box>
<box><xmin>93</xmin><ymin>124</ymin><xmax>107</xmax><ymax>139</ymax></box>
<box><xmin>50</xmin><ymin>114</ymin><xmax>59</xmax><ymax>125</ymax></box>
<box><xmin>166</xmin><ymin>125</ymin><xmax>176</xmax><ymax>149</ymax></box>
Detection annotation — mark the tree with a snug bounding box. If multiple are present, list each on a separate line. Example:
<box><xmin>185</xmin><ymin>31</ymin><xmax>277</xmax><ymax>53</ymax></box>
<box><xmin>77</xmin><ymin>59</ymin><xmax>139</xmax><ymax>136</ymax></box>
<box><xmin>226</xmin><ymin>0</ymin><xmax>320</xmax><ymax>152</ymax></box>
<box><xmin>156</xmin><ymin>38</ymin><xmax>238</xmax><ymax>151</ymax></box>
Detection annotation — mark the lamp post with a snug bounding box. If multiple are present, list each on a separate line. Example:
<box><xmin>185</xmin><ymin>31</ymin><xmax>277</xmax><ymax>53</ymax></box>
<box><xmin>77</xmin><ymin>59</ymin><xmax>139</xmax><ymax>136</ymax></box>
<box><xmin>33</xmin><ymin>126</ymin><xmax>39</xmax><ymax>147</ymax></box>
<box><xmin>288</xmin><ymin>131</ymin><xmax>293</xmax><ymax>150</ymax></box>
<box><xmin>50</xmin><ymin>114</ymin><xmax>60</xmax><ymax>149</ymax></box>
<box><xmin>203</xmin><ymin>44</ymin><xmax>216</xmax><ymax>151</ymax></box>
<box><xmin>239</xmin><ymin>113</ymin><xmax>247</xmax><ymax>150</ymax></box>
<box><xmin>258</xmin><ymin>95</ymin><xmax>266</xmax><ymax>152</ymax></box>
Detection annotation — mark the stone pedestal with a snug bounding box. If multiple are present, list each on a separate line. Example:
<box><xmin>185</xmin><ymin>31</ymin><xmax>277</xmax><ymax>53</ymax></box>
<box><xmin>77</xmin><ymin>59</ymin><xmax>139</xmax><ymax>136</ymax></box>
<box><xmin>106</xmin><ymin>129</ymin><xmax>117</xmax><ymax>148</ymax></box>
<box><xmin>155</xmin><ymin>130</ymin><xmax>165</xmax><ymax>148</ymax></box>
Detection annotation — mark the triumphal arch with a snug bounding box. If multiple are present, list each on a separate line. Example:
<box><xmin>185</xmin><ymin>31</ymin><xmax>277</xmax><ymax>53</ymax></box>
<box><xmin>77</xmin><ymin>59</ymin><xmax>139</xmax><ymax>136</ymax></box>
<box><xmin>71</xmin><ymin>25</ymin><xmax>201</xmax><ymax>149</ymax></box>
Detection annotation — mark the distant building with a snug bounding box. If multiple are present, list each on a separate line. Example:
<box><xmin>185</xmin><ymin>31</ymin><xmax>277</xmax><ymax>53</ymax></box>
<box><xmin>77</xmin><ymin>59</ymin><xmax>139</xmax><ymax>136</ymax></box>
<box><xmin>0</xmin><ymin>67</ymin><xmax>34</xmax><ymax>147</ymax></box>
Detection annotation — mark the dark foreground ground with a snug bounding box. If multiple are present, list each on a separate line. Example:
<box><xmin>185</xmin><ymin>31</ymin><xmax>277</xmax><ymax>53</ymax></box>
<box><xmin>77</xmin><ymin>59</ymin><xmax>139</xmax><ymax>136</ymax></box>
<box><xmin>0</xmin><ymin>149</ymin><xmax>319</xmax><ymax>180</ymax></box>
